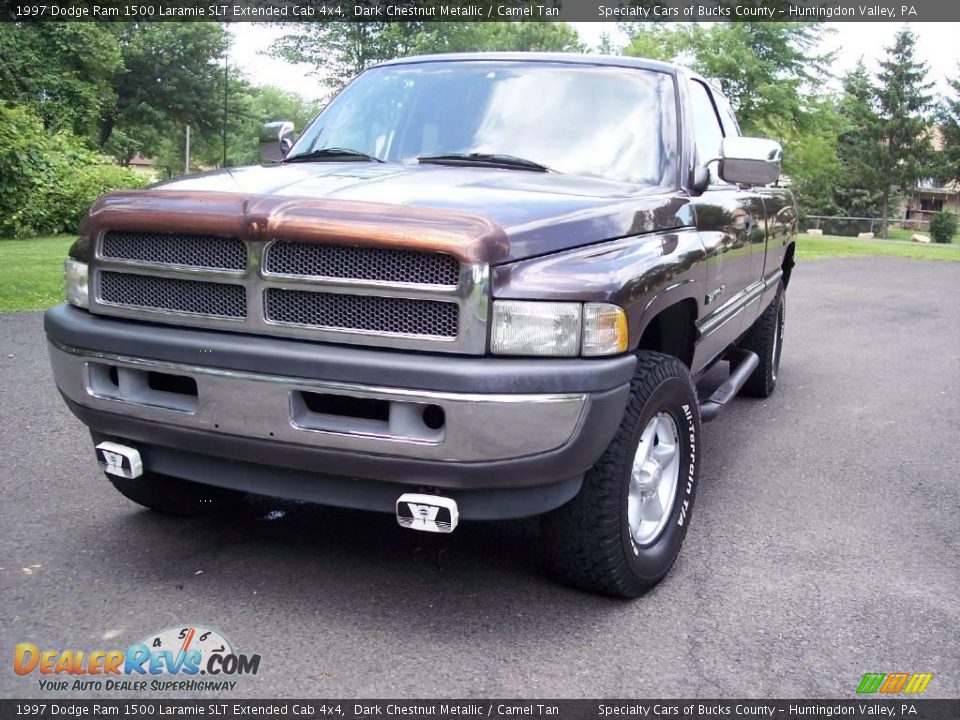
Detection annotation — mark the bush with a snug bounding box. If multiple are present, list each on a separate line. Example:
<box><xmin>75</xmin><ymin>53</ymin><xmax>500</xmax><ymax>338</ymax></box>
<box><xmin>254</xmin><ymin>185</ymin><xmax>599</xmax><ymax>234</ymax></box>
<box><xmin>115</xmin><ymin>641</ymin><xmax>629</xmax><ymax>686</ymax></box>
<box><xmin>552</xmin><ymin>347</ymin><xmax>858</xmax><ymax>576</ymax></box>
<box><xmin>56</xmin><ymin>163</ymin><xmax>150</xmax><ymax>236</ymax></box>
<box><xmin>0</xmin><ymin>105</ymin><xmax>148</xmax><ymax>239</ymax></box>
<box><xmin>928</xmin><ymin>211</ymin><xmax>958</xmax><ymax>244</ymax></box>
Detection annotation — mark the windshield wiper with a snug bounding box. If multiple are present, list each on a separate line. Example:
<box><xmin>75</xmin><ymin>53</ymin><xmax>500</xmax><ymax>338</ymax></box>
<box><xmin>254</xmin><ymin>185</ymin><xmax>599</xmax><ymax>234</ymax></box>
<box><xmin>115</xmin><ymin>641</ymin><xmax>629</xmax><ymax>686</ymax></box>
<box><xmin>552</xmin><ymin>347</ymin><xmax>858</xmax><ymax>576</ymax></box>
<box><xmin>283</xmin><ymin>147</ymin><xmax>384</xmax><ymax>163</ymax></box>
<box><xmin>418</xmin><ymin>152</ymin><xmax>551</xmax><ymax>173</ymax></box>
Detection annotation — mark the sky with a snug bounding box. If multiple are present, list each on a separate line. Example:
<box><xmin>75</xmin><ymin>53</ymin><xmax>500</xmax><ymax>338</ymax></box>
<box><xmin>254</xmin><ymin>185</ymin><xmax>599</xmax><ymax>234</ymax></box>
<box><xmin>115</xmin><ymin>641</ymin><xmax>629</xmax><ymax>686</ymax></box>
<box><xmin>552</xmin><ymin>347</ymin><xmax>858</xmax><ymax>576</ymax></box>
<box><xmin>229</xmin><ymin>21</ymin><xmax>959</xmax><ymax>103</ymax></box>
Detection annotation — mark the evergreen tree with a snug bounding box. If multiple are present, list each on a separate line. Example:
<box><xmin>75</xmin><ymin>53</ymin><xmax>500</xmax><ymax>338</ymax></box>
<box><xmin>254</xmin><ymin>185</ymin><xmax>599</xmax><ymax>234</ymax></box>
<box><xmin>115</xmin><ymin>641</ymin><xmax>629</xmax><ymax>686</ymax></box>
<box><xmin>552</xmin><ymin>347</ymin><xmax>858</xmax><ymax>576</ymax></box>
<box><xmin>833</xmin><ymin>62</ymin><xmax>885</xmax><ymax>217</ymax></box>
<box><xmin>873</xmin><ymin>28</ymin><xmax>934</xmax><ymax>238</ymax></box>
<box><xmin>937</xmin><ymin>67</ymin><xmax>960</xmax><ymax>184</ymax></box>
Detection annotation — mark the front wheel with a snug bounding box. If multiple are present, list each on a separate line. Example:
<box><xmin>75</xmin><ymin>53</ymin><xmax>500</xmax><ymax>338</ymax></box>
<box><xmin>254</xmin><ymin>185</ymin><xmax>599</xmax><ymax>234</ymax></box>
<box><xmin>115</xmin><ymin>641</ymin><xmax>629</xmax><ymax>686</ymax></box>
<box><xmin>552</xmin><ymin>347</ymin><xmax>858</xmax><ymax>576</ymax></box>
<box><xmin>541</xmin><ymin>352</ymin><xmax>701</xmax><ymax>598</ymax></box>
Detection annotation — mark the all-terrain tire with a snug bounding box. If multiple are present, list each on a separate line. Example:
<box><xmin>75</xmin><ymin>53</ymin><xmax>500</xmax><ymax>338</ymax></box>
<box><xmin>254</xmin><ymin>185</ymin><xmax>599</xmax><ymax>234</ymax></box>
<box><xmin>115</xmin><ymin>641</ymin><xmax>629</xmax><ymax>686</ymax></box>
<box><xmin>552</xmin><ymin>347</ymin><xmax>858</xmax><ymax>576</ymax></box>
<box><xmin>738</xmin><ymin>282</ymin><xmax>785</xmax><ymax>398</ymax></box>
<box><xmin>107</xmin><ymin>472</ymin><xmax>244</xmax><ymax>517</ymax></box>
<box><xmin>540</xmin><ymin>351</ymin><xmax>701</xmax><ymax>598</ymax></box>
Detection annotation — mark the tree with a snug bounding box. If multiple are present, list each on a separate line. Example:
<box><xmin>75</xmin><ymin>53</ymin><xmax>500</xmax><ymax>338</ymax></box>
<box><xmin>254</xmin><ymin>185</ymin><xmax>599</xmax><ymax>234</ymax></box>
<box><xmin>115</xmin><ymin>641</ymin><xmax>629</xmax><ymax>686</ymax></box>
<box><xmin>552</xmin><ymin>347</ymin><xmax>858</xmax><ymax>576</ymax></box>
<box><xmin>0</xmin><ymin>23</ymin><xmax>228</xmax><ymax>159</ymax></box>
<box><xmin>768</xmin><ymin>100</ymin><xmax>843</xmax><ymax>220</ymax></box>
<box><xmin>621</xmin><ymin>22</ymin><xmax>837</xmax><ymax>219</ymax></box>
<box><xmin>420</xmin><ymin>21</ymin><xmax>583</xmax><ymax>54</ymax></box>
<box><xmin>215</xmin><ymin>83</ymin><xmax>320</xmax><ymax>170</ymax></box>
<box><xmin>621</xmin><ymin>24</ymin><xmax>688</xmax><ymax>64</ymax></box>
<box><xmin>832</xmin><ymin>62</ymin><xmax>886</xmax><ymax>218</ymax></box>
<box><xmin>937</xmin><ymin>66</ymin><xmax>960</xmax><ymax>184</ymax></box>
<box><xmin>872</xmin><ymin>28</ymin><xmax>934</xmax><ymax>238</ymax></box>
<box><xmin>623</xmin><ymin>23</ymin><xmax>832</xmax><ymax>135</ymax></box>
<box><xmin>0</xmin><ymin>23</ymin><xmax>122</xmax><ymax>140</ymax></box>
<box><xmin>271</xmin><ymin>20</ymin><xmax>425</xmax><ymax>94</ymax></box>
<box><xmin>272</xmin><ymin>20</ymin><xmax>583</xmax><ymax>95</ymax></box>
<box><xmin>150</xmin><ymin>80</ymin><xmax>320</xmax><ymax>177</ymax></box>
<box><xmin>594</xmin><ymin>29</ymin><xmax>618</xmax><ymax>56</ymax></box>
<box><xmin>99</xmin><ymin>23</ymin><xmax>229</xmax><ymax>153</ymax></box>
<box><xmin>0</xmin><ymin>105</ymin><xmax>146</xmax><ymax>239</ymax></box>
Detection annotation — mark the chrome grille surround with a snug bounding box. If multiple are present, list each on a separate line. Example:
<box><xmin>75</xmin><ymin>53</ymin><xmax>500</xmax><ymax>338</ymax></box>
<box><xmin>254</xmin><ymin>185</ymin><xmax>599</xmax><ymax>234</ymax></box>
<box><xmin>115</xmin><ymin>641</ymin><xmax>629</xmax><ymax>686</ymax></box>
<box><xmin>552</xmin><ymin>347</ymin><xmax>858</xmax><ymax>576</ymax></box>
<box><xmin>90</xmin><ymin>234</ymin><xmax>489</xmax><ymax>354</ymax></box>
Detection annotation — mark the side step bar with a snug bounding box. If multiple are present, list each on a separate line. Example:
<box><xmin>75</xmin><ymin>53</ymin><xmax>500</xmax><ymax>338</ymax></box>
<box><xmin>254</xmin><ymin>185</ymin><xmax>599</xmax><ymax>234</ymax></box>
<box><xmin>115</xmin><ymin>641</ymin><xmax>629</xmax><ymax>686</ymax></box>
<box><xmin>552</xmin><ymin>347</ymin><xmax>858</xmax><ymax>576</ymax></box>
<box><xmin>699</xmin><ymin>349</ymin><xmax>759</xmax><ymax>424</ymax></box>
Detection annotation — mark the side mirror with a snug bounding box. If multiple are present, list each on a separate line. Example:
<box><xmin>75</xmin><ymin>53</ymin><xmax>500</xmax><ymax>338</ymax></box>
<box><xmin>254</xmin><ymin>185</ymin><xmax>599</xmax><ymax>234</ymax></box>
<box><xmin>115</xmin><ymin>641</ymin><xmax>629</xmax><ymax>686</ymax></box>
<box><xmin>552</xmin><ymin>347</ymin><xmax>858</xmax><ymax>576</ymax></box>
<box><xmin>718</xmin><ymin>137</ymin><xmax>782</xmax><ymax>186</ymax></box>
<box><xmin>259</xmin><ymin>121</ymin><xmax>295</xmax><ymax>162</ymax></box>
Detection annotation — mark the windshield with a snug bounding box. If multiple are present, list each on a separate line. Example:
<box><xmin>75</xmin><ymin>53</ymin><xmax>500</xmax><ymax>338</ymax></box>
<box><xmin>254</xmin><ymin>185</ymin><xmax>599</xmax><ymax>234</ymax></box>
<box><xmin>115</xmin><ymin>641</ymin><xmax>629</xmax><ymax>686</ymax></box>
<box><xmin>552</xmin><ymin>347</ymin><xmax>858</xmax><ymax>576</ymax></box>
<box><xmin>290</xmin><ymin>61</ymin><xmax>678</xmax><ymax>186</ymax></box>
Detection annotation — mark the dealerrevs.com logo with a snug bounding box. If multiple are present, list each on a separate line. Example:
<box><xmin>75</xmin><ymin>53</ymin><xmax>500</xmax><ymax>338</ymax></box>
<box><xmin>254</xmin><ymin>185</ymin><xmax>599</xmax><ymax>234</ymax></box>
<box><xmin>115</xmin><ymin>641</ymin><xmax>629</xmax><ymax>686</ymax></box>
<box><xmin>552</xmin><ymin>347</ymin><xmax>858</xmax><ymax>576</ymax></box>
<box><xmin>14</xmin><ymin>625</ymin><xmax>261</xmax><ymax>692</ymax></box>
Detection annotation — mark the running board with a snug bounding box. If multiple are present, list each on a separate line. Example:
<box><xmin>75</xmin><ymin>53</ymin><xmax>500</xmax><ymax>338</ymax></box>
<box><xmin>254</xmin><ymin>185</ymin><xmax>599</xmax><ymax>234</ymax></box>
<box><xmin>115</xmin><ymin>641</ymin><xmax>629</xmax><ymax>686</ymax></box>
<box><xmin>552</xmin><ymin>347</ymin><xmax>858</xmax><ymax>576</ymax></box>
<box><xmin>699</xmin><ymin>349</ymin><xmax>760</xmax><ymax>423</ymax></box>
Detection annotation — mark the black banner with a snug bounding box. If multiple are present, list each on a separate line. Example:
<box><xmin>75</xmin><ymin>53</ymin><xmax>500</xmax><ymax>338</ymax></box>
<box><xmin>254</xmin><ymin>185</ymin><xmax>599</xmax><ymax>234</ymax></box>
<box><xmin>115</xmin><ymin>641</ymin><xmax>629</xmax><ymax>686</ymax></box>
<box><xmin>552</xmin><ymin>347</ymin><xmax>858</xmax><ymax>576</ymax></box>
<box><xmin>1</xmin><ymin>700</ymin><xmax>959</xmax><ymax>720</ymax></box>
<box><xmin>3</xmin><ymin>0</ymin><xmax>960</xmax><ymax>23</ymax></box>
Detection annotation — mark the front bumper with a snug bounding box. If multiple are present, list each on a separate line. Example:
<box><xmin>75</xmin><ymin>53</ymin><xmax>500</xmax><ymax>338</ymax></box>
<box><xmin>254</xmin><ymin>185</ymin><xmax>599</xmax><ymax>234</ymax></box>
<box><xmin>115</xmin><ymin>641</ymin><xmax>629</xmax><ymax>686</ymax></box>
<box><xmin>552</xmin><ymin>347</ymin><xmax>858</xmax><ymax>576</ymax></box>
<box><xmin>45</xmin><ymin>305</ymin><xmax>634</xmax><ymax>518</ymax></box>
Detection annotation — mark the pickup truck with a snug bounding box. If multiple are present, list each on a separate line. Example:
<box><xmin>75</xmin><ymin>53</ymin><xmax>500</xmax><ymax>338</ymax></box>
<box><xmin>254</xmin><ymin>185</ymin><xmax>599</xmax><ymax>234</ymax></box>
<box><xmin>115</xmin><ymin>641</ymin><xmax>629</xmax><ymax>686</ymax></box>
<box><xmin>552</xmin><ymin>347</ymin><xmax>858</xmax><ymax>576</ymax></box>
<box><xmin>45</xmin><ymin>53</ymin><xmax>796</xmax><ymax>598</ymax></box>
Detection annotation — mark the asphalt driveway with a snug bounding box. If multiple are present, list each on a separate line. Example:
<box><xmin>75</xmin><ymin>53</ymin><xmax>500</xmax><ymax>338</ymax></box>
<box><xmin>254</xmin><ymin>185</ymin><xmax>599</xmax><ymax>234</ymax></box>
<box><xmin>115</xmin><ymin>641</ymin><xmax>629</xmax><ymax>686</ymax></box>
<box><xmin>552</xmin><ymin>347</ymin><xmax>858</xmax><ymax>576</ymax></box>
<box><xmin>1</xmin><ymin>256</ymin><xmax>958</xmax><ymax>699</ymax></box>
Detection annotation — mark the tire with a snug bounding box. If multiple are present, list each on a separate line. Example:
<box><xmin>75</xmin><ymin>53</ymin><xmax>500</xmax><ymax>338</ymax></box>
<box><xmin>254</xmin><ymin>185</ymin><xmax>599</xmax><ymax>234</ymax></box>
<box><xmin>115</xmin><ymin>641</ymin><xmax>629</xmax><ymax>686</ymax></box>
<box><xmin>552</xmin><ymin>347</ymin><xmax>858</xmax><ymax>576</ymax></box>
<box><xmin>107</xmin><ymin>471</ymin><xmax>244</xmax><ymax>517</ymax></box>
<box><xmin>541</xmin><ymin>352</ymin><xmax>701</xmax><ymax>598</ymax></box>
<box><xmin>738</xmin><ymin>281</ymin><xmax>785</xmax><ymax>398</ymax></box>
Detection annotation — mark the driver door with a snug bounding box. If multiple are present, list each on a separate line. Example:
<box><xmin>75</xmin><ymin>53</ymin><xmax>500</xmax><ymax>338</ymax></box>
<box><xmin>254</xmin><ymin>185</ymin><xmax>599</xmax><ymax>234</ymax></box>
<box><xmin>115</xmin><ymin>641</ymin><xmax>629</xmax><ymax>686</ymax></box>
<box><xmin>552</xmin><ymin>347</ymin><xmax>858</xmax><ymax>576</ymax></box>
<box><xmin>688</xmin><ymin>79</ymin><xmax>767</xmax><ymax>367</ymax></box>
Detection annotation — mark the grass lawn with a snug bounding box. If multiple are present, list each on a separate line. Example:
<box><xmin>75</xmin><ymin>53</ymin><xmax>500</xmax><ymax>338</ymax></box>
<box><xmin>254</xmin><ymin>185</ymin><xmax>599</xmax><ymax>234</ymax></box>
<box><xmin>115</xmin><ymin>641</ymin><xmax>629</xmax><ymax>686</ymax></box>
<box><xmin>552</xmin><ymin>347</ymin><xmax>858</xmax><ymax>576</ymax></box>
<box><xmin>796</xmin><ymin>234</ymin><xmax>960</xmax><ymax>262</ymax></box>
<box><xmin>0</xmin><ymin>235</ymin><xmax>73</xmax><ymax>312</ymax></box>
<box><xmin>884</xmin><ymin>227</ymin><xmax>959</xmax><ymax>243</ymax></box>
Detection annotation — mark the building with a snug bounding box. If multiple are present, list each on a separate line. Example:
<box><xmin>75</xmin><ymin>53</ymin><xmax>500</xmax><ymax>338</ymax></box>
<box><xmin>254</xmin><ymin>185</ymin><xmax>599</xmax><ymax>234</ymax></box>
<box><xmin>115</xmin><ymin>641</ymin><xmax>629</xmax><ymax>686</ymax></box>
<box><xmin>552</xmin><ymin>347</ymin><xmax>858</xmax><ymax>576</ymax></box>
<box><xmin>902</xmin><ymin>179</ymin><xmax>960</xmax><ymax>226</ymax></box>
<box><xmin>901</xmin><ymin>127</ymin><xmax>959</xmax><ymax>227</ymax></box>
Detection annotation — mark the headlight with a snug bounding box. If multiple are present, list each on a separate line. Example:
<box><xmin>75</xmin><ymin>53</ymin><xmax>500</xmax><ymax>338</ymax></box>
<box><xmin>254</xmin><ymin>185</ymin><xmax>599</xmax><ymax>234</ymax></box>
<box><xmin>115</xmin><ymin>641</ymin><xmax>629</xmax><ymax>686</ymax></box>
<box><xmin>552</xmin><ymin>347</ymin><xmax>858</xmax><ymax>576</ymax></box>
<box><xmin>64</xmin><ymin>259</ymin><xmax>89</xmax><ymax>309</ymax></box>
<box><xmin>490</xmin><ymin>301</ymin><xmax>629</xmax><ymax>357</ymax></box>
<box><xmin>491</xmin><ymin>301</ymin><xmax>582</xmax><ymax>357</ymax></box>
<box><xmin>582</xmin><ymin>303</ymin><xmax>628</xmax><ymax>356</ymax></box>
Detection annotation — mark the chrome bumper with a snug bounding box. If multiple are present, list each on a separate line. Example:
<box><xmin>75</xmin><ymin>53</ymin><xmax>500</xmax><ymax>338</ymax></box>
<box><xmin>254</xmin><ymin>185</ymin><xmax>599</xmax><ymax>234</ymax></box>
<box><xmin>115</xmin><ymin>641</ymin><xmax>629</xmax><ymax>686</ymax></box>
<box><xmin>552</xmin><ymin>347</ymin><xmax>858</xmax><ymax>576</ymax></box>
<box><xmin>48</xmin><ymin>341</ymin><xmax>589</xmax><ymax>463</ymax></box>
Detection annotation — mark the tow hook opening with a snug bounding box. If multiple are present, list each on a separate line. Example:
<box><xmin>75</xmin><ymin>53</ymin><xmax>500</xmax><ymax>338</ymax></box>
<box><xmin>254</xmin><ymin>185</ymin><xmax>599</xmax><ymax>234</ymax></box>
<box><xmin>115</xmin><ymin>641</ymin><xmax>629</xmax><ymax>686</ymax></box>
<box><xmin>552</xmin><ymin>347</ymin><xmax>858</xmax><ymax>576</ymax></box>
<box><xmin>300</xmin><ymin>391</ymin><xmax>389</xmax><ymax>422</ymax></box>
<box><xmin>290</xmin><ymin>390</ymin><xmax>446</xmax><ymax>443</ymax></box>
<box><xmin>87</xmin><ymin>362</ymin><xmax>198</xmax><ymax>413</ymax></box>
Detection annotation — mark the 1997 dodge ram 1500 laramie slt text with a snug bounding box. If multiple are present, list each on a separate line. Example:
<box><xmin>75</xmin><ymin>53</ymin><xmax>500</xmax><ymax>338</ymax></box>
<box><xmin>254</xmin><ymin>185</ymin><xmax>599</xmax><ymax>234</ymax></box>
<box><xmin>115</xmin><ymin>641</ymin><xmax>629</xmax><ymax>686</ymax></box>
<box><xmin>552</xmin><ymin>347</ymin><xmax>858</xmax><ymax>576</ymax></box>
<box><xmin>45</xmin><ymin>53</ymin><xmax>796</xmax><ymax>597</ymax></box>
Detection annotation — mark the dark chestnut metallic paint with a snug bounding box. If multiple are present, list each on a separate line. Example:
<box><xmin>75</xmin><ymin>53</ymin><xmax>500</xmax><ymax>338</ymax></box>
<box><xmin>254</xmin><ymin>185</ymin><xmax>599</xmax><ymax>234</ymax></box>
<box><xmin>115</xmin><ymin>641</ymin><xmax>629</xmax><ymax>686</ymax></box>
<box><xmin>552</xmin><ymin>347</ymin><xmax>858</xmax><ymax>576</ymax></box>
<box><xmin>491</xmin><ymin>228</ymin><xmax>706</xmax><ymax>356</ymax></box>
<box><xmin>82</xmin><ymin>167</ymin><xmax>697</xmax><ymax>269</ymax></box>
<box><xmin>758</xmin><ymin>188</ymin><xmax>799</xmax><ymax>278</ymax></box>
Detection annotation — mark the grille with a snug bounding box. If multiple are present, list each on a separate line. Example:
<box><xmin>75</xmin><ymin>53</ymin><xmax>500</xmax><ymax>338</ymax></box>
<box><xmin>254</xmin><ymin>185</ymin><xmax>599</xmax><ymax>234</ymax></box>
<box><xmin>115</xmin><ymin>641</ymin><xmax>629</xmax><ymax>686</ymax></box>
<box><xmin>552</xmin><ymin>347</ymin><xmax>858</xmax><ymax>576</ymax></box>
<box><xmin>90</xmin><ymin>230</ymin><xmax>484</xmax><ymax>352</ymax></box>
<box><xmin>101</xmin><ymin>231</ymin><xmax>246</xmax><ymax>271</ymax></box>
<box><xmin>264</xmin><ymin>242</ymin><xmax>459</xmax><ymax>286</ymax></box>
<box><xmin>99</xmin><ymin>272</ymin><xmax>246</xmax><ymax>318</ymax></box>
<box><xmin>264</xmin><ymin>288</ymin><xmax>459</xmax><ymax>337</ymax></box>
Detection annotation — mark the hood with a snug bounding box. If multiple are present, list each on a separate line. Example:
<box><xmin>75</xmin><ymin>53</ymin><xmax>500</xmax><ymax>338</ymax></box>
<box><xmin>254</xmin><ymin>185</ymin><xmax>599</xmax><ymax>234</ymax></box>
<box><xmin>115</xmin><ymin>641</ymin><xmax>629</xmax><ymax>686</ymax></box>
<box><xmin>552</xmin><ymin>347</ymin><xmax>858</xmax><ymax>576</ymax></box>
<box><xmin>131</xmin><ymin>162</ymin><xmax>692</xmax><ymax>263</ymax></box>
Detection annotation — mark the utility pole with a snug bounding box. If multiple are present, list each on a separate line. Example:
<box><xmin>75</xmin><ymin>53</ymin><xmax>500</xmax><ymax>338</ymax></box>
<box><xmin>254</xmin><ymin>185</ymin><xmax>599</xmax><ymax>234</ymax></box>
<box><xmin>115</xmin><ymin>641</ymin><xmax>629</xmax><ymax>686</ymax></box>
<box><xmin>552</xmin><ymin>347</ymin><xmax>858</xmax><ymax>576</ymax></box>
<box><xmin>184</xmin><ymin>124</ymin><xmax>191</xmax><ymax>174</ymax></box>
